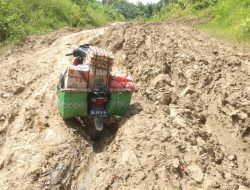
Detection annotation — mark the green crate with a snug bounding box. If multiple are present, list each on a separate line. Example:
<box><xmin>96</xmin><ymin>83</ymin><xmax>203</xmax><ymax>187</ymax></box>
<box><xmin>57</xmin><ymin>90</ymin><xmax>88</xmax><ymax>119</ymax></box>
<box><xmin>107</xmin><ymin>91</ymin><xmax>132</xmax><ymax>116</ymax></box>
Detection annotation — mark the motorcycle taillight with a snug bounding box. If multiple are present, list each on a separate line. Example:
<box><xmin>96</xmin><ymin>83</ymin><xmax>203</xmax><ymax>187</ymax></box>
<box><xmin>95</xmin><ymin>99</ymin><xmax>105</xmax><ymax>105</ymax></box>
<box><xmin>73</xmin><ymin>58</ymin><xmax>78</xmax><ymax>65</ymax></box>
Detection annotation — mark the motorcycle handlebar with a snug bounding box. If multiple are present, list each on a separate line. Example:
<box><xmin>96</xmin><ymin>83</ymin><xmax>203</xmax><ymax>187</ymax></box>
<box><xmin>65</xmin><ymin>48</ymin><xmax>86</xmax><ymax>57</ymax></box>
<box><xmin>65</xmin><ymin>53</ymin><xmax>73</xmax><ymax>56</ymax></box>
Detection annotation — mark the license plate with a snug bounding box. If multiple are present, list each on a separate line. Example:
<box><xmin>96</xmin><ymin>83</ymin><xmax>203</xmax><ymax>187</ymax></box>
<box><xmin>90</xmin><ymin>110</ymin><xmax>107</xmax><ymax>116</ymax></box>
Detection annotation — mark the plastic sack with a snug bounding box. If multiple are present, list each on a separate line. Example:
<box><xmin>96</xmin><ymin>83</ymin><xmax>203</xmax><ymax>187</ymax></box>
<box><xmin>109</xmin><ymin>75</ymin><xmax>136</xmax><ymax>92</ymax></box>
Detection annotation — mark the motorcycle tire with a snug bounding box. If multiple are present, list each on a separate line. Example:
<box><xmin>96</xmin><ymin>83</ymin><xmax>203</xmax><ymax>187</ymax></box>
<box><xmin>82</xmin><ymin>117</ymin><xmax>102</xmax><ymax>141</ymax></box>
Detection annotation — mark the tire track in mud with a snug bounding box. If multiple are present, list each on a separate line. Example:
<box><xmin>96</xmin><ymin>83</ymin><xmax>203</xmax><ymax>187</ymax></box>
<box><xmin>0</xmin><ymin>28</ymin><xmax>107</xmax><ymax>190</ymax></box>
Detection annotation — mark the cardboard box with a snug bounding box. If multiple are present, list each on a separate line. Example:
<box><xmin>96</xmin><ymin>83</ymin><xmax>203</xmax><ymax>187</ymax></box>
<box><xmin>88</xmin><ymin>66</ymin><xmax>109</xmax><ymax>88</ymax></box>
<box><xmin>90</xmin><ymin>66</ymin><xmax>108</xmax><ymax>76</ymax></box>
<box><xmin>64</xmin><ymin>65</ymin><xmax>89</xmax><ymax>90</ymax></box>
<box><xmin>85</xmin><ymin>46</ymin><xmax>114</xmax><ymax>68</ymax></box>
<box><xmin>88</xmin><ymin>74</ymin><xmax>109</xmax><ymax>88</ymax></box>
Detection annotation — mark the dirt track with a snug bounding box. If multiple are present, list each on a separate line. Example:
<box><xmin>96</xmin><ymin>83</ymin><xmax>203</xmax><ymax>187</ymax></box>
<box><xmin>0</xmin><ymin>23</ymin><xmax>249</xmax><ymax>190</ymax></box>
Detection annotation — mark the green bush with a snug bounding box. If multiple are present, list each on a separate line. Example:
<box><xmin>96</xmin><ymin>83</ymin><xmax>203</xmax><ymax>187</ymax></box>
<box><xmin>240</xmin><ymin>18</ymin><xmax>250</xmax><ymax>38</ymax></box>
<box><xmin>0</xmin><ymin>0</ymin><xmax>123</xmax><ymax>43</ymax></box>
<box><xmin>193</xmin><ymin>0</ymin><xmax>217</xmax><ymax>10</ymax></box>
<box><xmin>0</xmin><ymin>0</ymin><xmax>26</xmax><ymax>42</ymax></box>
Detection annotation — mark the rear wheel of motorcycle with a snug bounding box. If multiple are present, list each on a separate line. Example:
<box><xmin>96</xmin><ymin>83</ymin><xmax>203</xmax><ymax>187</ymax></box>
<box><xmin>94</xmin><ymin>117</ymin><xmax>104</xmax><ymax>131</ymax></box>
<box><xmin>82</xmin><ymin>117</ymin><xmax>101</xmax><ymax>141</ymax></box>
<box><xmin>89</xmin><ymin>124</ymin><xmax>101</xmax><ymax>141</ymax></box>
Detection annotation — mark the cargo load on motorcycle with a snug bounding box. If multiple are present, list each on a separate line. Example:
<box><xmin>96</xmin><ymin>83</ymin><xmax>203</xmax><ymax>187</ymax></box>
<box><xmin>57</xmin><ymin>44</ymin><xmax>136</xmax><ymax>135</ymax></box>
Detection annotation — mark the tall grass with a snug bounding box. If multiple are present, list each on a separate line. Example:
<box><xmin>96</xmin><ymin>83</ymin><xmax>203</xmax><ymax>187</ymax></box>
<box><xmin>153</xmin><ymin>0</ymin><xmax>250</xmax><ymax>47</ymax></box>
<box><xmin>0</xmin><ymin>0</ymin><xmax>123</xmax><ymax>44</ymax></box>
<box><xmin>200</xmin><ymin>0</ymin><xmax>250</xmax><ymax>46</ymax></box>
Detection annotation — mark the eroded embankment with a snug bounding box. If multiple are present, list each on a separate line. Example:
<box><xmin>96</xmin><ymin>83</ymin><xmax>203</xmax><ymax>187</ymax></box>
<box><xmin>77</xmin><ymin>23</ymin><xmax>250</xmax><ymax>189</ymax></box>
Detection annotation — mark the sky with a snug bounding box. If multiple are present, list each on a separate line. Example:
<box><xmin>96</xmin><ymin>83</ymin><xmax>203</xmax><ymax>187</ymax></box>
<box><xmin>128</xmin><ymin>0</ymin><xmax>160</xmax><ymax>4</ymax></box>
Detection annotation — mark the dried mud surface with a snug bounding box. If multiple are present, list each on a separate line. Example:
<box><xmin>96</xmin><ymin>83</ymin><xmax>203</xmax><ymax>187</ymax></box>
<box><xmin>0</xmin><ymin>23</ymin><xmax>249</xmax><ymax>190</ymax></box>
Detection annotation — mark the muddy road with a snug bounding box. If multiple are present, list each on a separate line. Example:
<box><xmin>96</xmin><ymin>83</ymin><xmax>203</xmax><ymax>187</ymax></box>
<box><xmin>0</xmin><ymin>23</ymin><xmax>249</xmax><ymax>190</ymax></box>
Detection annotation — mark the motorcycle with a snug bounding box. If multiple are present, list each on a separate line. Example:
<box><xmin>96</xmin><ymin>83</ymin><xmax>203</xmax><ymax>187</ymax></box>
<box><xmin>57</xmin><ymin>44</ymin><xmax>135</xmax><ymax>139</ymax></box>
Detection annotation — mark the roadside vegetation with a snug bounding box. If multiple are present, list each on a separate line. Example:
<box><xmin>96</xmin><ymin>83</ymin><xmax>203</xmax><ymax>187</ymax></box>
<box><xmin>102</xmin><ymin>0</ymin><xmax>250</xmax><ymax>46</ymax></box>
<box><xmin>0</xmin><ymin>0</ymin><xmax>123</xmax><ymax>43</ymax></box>
<box><xmin>153</xmin><ymin>0</ymin><xmax>250</xmax><ymax>46</ymax></box>
<box><xmin>102</xmin><ymin>0</ymin><xmax>162</xmax><ymax>19</ymax></box>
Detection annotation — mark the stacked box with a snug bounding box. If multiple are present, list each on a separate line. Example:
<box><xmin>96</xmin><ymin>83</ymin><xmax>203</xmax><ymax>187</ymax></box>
<box><xmin>88</xmin><ymin>66</ymin><xmax>109</xmax><ymax>88</ymax></box>
<box><xmin>85</xmin><ymin>46</ymin><xmax>114</xmax><ymax>70</ymax></box>
<box><xmin>64</xmin><ymin>65</ymin><xmax>89</xmax><ymax>90</ymax></box>
<box><xmin>84</xmin><ymin>46</ymin><xmax>114</xmax><ymax>88</ymax></box>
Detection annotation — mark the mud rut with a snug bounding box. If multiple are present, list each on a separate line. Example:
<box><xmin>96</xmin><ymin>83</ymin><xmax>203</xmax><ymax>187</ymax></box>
<box><xmin>0</xmin><ymin>23</ymin><xmax>250</xmax><ymax>190</ymax></box>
